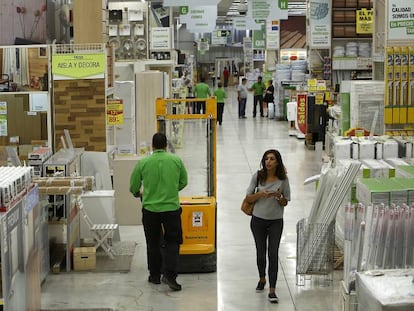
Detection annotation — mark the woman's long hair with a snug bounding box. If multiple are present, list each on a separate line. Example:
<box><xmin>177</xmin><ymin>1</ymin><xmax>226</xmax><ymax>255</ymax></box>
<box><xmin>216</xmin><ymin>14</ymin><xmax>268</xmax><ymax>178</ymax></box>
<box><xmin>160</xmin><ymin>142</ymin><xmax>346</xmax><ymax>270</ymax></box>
<box><xmin>258</xmin><ymin>149</ymin><xmax>287</xmax><ymax>183</ymax></box>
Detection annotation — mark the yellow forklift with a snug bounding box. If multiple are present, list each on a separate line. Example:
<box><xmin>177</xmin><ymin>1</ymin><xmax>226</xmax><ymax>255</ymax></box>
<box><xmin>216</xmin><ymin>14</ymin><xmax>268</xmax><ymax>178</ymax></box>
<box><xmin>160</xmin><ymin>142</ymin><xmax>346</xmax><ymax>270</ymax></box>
<box><xmin>155</xmin><ymin>97</ymin><xmax>217</xmax><ymax>272</ymax></box>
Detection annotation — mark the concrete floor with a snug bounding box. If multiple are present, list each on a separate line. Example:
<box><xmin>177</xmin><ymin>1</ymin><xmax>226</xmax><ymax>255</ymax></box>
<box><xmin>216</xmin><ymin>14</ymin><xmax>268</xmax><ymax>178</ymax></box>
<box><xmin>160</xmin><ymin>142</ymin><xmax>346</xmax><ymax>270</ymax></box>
<box><xmin>41</xmin><ymin>88</ymin><xmax>343</xmax><ymax>310</ymax></box>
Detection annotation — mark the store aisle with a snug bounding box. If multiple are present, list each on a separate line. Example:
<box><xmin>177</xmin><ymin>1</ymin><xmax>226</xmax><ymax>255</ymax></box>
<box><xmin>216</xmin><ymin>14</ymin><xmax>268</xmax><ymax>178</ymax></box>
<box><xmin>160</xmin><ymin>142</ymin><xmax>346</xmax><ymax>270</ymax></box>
<box><xmin>41</xmin><ymin>88</ymin><xmax>341</xmax><ymax>311</ymax></box>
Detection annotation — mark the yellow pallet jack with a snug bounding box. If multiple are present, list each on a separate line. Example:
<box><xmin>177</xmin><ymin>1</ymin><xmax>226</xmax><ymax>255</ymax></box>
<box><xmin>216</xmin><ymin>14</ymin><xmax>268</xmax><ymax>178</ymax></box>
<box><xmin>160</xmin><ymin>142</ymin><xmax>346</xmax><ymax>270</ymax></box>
<box><xmin>155</xmin><ymin>97</ymin><xmax>217</xmax><ymax>272</ymax></box>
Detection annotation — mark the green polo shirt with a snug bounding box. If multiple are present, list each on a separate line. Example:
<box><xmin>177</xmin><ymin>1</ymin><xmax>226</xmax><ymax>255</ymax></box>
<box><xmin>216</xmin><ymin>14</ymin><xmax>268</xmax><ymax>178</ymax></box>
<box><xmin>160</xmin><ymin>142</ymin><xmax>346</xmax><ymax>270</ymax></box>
<box><xmin>214</xmin><ymin>88</ymin><xmax>227</xmax><ymax>103</ymax></box>
<box><xmin>194</xmin><ymin>82</ymin><xmax>211</xmax><ymax>98</ymax></box>
<box><xmin>130</xmin><ymin>150</ymin><xmax>188</xmax><ymax>212</ymax></box>
<box><xmin>251</xmin><ymin>81</ymin><xmax>265</xmax><ymax>96</ymax></box>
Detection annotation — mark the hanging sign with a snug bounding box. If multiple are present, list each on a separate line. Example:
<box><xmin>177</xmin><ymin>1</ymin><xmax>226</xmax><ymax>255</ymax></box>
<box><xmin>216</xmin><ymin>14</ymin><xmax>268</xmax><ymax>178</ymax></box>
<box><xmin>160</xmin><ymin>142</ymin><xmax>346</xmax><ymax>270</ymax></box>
<box><xmin>266</xmin><ymin>20</ymin><xmax>280</xmax><ymax>50</ymax></box>
<box><xmin>356</xmin><ymin>8</ymin><xmax>373</xmax><ymax>34</ymax></box>
<box><xmin>180</xmin><ymin>5</ymin><xmax>217</xmax><ymax>33</ymax></box>
<box><xmin>248</xmin><ymin>0</ymin><xmax>288</xmax><ymax>21</ymax></box>
<box><xmin>232</xmin><ymin>17</ymin><xmax>247</xmax><ymax>30</ymax></box>
<box><xmin>211</xmin><ymin>30</ymin><xmax>227</xmax><ymax>45</ymax></box>
<box><xmin>52</xmin><ymin>53</ymin><xmax>106</xmax><ymax>80</ymax></box>
<box><xmin>309</xmin><ymin>0</ymin><xmax>331</xmax><ymax>48</ymax></box>
<box><xmin>253</xmin><ymin>28</ymin><xmax>265</xmax><ymax>49</ymax></box>
<box><xmin>164</xmin><ymin>0</ymin><xmax>218</xmax><ymax>5</ymax></box>
<box><xmin>388</xmin><ymin>0</ymin><xmax>414</xmax><ymax>40</ymax></box>
<box><xmin>107</xmin><ymin>99</ymin><xmax>124</xmax><ymax>125</ymax></box>
<box><xmin>217</xmin><ymin>30</ymin><xmax>231</xmax><ymax>37</ymax></box>
<box><xmin>246</xmin><ymin>18</ymin><xmax>264</xmax><ymax>30</ymax></box>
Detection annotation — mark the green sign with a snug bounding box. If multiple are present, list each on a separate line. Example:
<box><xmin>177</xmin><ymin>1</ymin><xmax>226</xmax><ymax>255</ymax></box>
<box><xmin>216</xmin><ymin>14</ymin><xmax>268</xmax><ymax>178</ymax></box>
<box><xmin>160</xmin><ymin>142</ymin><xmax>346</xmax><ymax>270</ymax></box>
<box><xmin>52</xmin><ymin>53</ymin><xmax>106</xmax><ymax>79</ymax></box>
<box><xmin>279</xmin><ymin>0</ymin><xmax>288</xmax><ymax>9</ymax></box>
<box><xmin>252</xmin><ymin>29</ymin><xmax>265</xmax><ymax>49</ymax></box>
<box><xmin>217</xmin><ymin>30</ymin><xmax>231</xmax><ymax>37</ymax></box>
<box><xmin>179</xmin><ymin>6</ymin><xmax>189</xmax><ymax>15</ymax></box>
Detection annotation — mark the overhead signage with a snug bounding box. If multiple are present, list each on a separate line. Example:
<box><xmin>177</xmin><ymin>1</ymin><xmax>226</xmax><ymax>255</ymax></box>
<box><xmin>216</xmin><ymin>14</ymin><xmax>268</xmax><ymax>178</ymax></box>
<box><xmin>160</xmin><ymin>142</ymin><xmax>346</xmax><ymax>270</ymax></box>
<box><xmin>309</xmin><ymin>0</ymin><xmax>331</xmax><ymax>48</ymax></box>
<box><xmin>266</xmin><ymin>20</ymin><xmax>280</xmax><ymax>50</ymax></box>
<box><xmin>52</xmin><ymin>53</ymin><xmax>106</xmax><ymax>80</ymax></box>
<box><xmin>150</xmin><ymin>27</ymin><xmax>171</xmax><ymax>50</ymax></box>
<box><xmin>107</xmin><ymin>99</ymin><xmax>124</xmax><ymax>125</ymax></box>
<box><xmin>164</xmin><ymin>0</ymin><xmax>218</xmax><ymax>6</ymax></box>
<box><xmin>217</xmin><ymin>30</ymin><xmax>231</xmax><ymax>37</ymax></box>
<box><xmin>180</xmin><ymin>5</ymin><xmax>217</xmax><ymax>33</ymax></box>
<box><xmin>388</xmin><ymin>0</ymin><xmax>414</xmax><ymax>40</ymax></box>
<box><xmin>211</xmin><ymin>30</ymin><xmax>227</xmax><ymax>45</ymax></box>
<box><xmin>232</xmin><ymin>17</ymin><xmax>247</xmax><ymax>30</ymax></box>
<box><xmin>248</xmin><ymin>0</ymin><xmax>288</xmax><ymax>21</ymax></box>
<box><xmin>253</xmin><ymin>28</ymin><xmax>265</xmax><ymax>49</ymax></box>
<box><xmin>246</xmin><ymin>18</ymin><xmax>264</xmax><ymax>30</ymax></box>
<box><xmin>356</xmin><ymin>8</ymin><xmax>373</xmax><ymax>34</ymax></box>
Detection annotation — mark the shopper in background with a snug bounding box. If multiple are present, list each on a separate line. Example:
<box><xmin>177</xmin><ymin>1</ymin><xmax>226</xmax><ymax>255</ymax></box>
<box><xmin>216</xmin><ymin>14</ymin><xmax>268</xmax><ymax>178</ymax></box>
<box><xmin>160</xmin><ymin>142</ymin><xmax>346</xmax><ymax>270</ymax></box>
<box><xmin>213</xmin><ymin>82</ymin><xmax>227</xmax><ymax>125</ymax></box>
<box><xmin>248</xmin><ymin>76</ymin><xmax>266</xmax><ymax>117</ymax></box>
<box><xmin>130</xmin><ymin>132</ymin><xmax>188</xmax><ymax>291</ymax></box>
<box><xmin>193</xmin><ymin>76</ymin><xmax>211</xmax><ymax>114</ymax></box>
<box><xmin>262</xmin><ymin>79</ymin><xmax>275</xmax><ymax>118</ymax></box>
<box><xmin>244</xmin><ymin>149</ymin><xmax>290</xmax><ymax>303</ymax></box>
<box><xmin>237</xmin><ymin>78</ymin><xmax>248</xmax><ymax>119</ymax></box>
<box><xmin>223</xmin><ymin>66</ymin><xmax>230</xmax><ymax>87</ymax></box>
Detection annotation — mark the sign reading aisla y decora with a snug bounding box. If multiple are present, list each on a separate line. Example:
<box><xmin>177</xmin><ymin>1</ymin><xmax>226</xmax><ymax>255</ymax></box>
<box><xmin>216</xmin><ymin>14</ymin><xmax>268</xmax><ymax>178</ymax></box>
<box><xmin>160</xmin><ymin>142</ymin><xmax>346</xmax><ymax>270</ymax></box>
<box><xmin>52</xmin><ymin>53</ymin><xmax>106</xmax><ymax>80</ymax></box>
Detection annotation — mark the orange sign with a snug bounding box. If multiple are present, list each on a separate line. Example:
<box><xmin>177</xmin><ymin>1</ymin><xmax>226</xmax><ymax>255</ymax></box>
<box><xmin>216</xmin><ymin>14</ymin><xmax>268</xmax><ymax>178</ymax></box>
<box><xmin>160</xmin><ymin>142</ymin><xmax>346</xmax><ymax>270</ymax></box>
<box><xmin>297</xmin><ymin>94</ymin><xmax>307</xmax><ymax>135</ymax></box>
<box><xmin>107</xmin><ymin>99</ymin><xmax>124</xmax><ymax>125</ymax></box>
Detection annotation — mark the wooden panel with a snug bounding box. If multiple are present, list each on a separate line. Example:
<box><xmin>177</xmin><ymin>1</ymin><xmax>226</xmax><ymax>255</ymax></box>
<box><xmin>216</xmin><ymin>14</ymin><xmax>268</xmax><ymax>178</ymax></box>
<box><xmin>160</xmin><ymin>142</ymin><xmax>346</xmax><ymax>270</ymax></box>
<box><xmin>135</xmin><ymin>71</ymin><xmax>164</xmax><ymax>148</ymax></box>
<box><xmin>28</xmin><ymin>47</ymin><xmax>48</xmax><ymax>91</ymax></box>
<box><xmin>73</xmin><ymin>0</ymin><xmax>104</xmax><ymax>44</ymax></box>
<box><xmin>0</xmin><ymin>94</ymin><xmax>43</xmax><ymax>145</ymax></box>
<box><xmin>280</xmin><ymin>16</ymin><xmax>306</xmax><ymax>49</ymax></box>
<box><xmin>53</xmin><ymin>79</ymin><xmax>106</xmax><ymax>151</ymax></box>
<box><xmin>113</xmin><ymin>155</ymin><xmax>142</xmax><ymax>225</ymax></box>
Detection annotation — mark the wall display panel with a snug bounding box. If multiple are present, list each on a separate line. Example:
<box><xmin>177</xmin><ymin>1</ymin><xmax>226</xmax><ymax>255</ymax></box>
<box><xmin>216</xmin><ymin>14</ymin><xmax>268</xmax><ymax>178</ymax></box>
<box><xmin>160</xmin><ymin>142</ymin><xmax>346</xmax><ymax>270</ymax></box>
<box><xmin>108</xmin><ymin>1</ymin><xmax>149</xmax><ymax>61</ymax></box>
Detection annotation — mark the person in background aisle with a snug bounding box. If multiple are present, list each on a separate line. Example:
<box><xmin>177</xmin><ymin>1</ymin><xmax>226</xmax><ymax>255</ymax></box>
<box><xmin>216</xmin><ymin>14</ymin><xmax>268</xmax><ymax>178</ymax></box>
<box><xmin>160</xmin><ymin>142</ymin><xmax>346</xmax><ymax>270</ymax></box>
<box><xmin>248</xmin><ymin>76</ymin><xmax>266</xmax><ymax>117</ymax></box>
<box><xmin>237</xmin><ymin>78</ymin><xmax>248</xmax><ymax>118</ymax></box>
<box><xmin>193</xmin><ymin>76</ymin><xmax>211</xmax><ymax>114</ymax></box>
<box><xmin>213</xmin><ymin>82</ymin><xmax>227</xmax><ymax>125</ymax></box>
<box><xmin>262</xmin><ymin>79</ymin><xmax>275</xmax><ymax>118</ymax></box>
<box><xmin>129</xmin><ymin>132</ymin><xmax>188</xmax><ymax>291</ymax></box>
<box><xmin>243</xmin><ymin>149</ymin><xmax>290</xmax><ymax>304</ymax></box>
<box><xmin>223</xmin><ymin>66</ymin><xmax>230</xmax><ymax>87</ymax></box>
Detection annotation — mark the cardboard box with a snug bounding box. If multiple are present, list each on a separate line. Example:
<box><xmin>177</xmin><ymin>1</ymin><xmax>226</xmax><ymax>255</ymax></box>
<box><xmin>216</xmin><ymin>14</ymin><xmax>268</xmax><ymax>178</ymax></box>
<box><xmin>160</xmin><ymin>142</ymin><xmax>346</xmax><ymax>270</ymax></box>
<box><xmin>73</xmin><ymin>247</ymin><xmax>96</xmax><ymax>271</ymax></box>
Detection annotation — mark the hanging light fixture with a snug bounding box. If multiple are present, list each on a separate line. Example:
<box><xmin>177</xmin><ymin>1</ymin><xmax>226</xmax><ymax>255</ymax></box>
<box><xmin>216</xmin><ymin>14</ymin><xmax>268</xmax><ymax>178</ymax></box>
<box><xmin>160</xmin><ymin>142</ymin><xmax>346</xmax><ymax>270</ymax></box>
<box><xmin>238</xmin><ymin>0</ymin><xmax>247</xmax><ymax>16</ymax></box>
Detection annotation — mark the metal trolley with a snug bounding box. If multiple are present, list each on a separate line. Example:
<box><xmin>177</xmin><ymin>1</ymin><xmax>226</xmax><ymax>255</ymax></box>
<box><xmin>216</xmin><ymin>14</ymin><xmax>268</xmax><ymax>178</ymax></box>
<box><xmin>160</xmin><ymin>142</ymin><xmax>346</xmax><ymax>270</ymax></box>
<box><xmin>296</xmin><ymin>218</ymin><xmax>335</xmax><ymax>286</ymax></box>
<box><xmin>155</xmin><ymin>97</ymin><xmax>217</xmax><ymax>273</ymax></box>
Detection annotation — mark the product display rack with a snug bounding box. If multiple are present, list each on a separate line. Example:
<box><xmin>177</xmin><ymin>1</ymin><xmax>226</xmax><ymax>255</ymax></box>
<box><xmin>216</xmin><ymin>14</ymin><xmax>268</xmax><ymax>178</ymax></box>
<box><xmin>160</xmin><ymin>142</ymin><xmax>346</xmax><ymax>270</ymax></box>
<box><xmin>0</xmin><ymin>183</ymin><xmax>41</xmax><ymax>311</ymax></box>
<box><xmin>42</xmin><ymin>149</ymin><xmax>79</xmax><ymax>272</ymax></box>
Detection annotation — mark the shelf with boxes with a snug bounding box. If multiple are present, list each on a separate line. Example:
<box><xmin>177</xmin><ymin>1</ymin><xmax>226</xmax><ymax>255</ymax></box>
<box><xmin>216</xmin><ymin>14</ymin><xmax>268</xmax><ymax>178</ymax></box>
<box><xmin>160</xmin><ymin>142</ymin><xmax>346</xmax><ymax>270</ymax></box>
<box><xmin>332</xmin><ymin>0</ymin><xmax>373</xmax><ymax>40</ymax></box>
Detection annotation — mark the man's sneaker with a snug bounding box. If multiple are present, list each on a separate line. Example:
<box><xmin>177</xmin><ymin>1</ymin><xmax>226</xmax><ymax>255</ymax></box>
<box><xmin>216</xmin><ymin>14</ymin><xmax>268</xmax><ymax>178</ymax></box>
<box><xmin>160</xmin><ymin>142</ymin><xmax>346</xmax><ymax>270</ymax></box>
<box><xmin>256</xmin><ymin>281</ymin><xmax>266</xmax><ymax>292</ymax></box>
<box><xmin>162</xmin><ymin>276</ymin><xmax>182</xmax><ymax>291</ymax></box>
<box><xmin>148</xmin><ymin>275</ymin><xmax>161</xmax><ymax>284</ymax></box>
<box><xmin>268</xmin><ymin>293</ymin><xmax>279</xmax><ymax>303</ymax></box>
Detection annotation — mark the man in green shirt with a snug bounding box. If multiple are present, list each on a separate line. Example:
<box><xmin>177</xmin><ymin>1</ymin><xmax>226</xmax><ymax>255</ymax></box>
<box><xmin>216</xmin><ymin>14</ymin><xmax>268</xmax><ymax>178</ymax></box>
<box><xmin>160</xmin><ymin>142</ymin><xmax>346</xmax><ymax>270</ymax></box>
<box><xmin>249</xmin><ymin>76</ymin><xmax>266</xmax><ymax>117</ymax></box>
<box><xmin>213</xmin><ymin>82</ymin><xmax>227</xmax><ymax>125</ymax></box>
<box><xmin>193</xmin><ymin>76</ymin><xmax>211</xmax><ymax>114</ymax></box>
<box><xmin>130</xmin><ymin>132</ymin><xmax>188</xmax><ymax>291</ymax></box>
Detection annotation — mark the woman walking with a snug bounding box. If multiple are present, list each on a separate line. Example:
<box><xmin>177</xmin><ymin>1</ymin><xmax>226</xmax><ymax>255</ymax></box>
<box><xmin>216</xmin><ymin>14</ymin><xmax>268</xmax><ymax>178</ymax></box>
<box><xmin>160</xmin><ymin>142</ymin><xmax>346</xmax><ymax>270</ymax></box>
<box><xmin>244</xmin><ymin>149</ymin><xmax>291</xmax><ymax>303</ymax></box>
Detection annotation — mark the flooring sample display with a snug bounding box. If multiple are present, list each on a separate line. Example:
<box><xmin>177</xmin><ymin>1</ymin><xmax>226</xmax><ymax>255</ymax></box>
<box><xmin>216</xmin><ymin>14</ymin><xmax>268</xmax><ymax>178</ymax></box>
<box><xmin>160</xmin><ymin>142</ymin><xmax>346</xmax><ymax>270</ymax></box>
<box><xmin>112</xmin><ymin>155</ymin><xmax>142</xmax><ymax>225</ymax></box>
